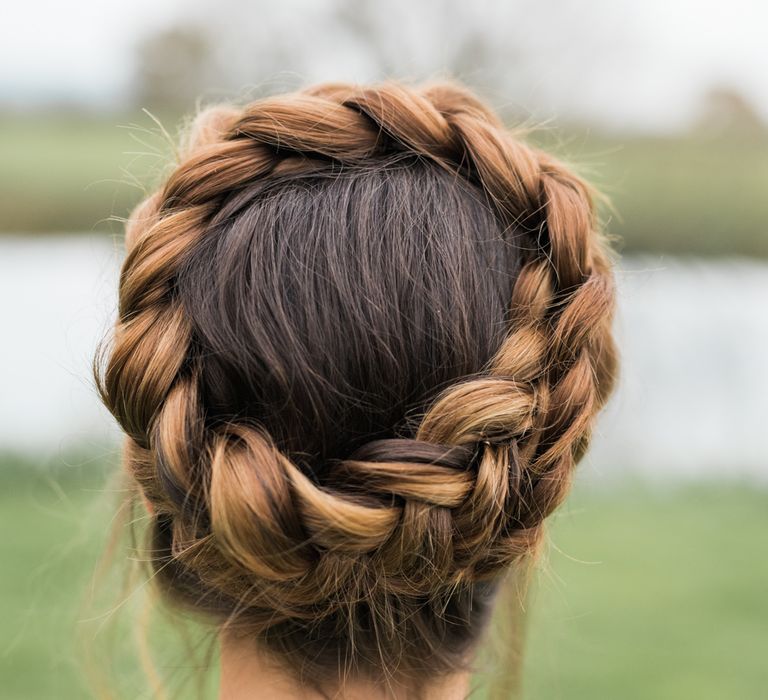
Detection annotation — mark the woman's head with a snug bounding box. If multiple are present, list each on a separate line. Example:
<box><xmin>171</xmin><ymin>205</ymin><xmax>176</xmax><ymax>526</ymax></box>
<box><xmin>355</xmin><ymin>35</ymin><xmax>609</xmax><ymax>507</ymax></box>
<box><xmin>95</xmin><ymin>79</ymin><xmax>618</xmax><ymax>695</ymax></box>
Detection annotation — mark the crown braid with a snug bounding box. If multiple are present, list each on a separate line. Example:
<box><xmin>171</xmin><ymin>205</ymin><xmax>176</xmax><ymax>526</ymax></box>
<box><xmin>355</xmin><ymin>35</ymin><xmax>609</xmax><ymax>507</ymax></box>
<box><xmin>96</xmin><ymin>79</ymin><xmax>617</xmax><ymax>688</ymax></box>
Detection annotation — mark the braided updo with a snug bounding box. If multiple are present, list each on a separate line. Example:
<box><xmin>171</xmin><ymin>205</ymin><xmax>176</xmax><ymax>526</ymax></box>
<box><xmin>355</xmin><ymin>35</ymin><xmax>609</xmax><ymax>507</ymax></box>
<box><xmin>95</xmin><ymin>79</ymin><xmax>617</xmax><ymax>693</ymax></box>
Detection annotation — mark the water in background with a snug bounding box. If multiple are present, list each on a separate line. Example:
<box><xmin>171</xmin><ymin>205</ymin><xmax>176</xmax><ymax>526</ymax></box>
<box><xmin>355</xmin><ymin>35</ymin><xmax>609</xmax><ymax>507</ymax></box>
<box><xmin>2</xmin><ymin>235</ymin><xmax>766</xmax><ymax>480</ymax></box>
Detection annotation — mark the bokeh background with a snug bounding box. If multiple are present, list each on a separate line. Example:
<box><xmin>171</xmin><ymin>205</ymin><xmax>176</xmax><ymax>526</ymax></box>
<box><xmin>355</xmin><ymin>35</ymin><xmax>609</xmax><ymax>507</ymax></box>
<box><xmin>2</xmin><ymin>1</ymin><xmax>766</xmax><ymax>698</ymax></box>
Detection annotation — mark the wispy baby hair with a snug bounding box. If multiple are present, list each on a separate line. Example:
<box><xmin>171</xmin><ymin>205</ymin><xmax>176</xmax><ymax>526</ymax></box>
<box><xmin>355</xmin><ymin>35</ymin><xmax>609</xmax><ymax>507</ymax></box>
<box><xmin>94</xmin><ymin>78</ymin><xmax>618</xmax><ymax>695</ymax></box>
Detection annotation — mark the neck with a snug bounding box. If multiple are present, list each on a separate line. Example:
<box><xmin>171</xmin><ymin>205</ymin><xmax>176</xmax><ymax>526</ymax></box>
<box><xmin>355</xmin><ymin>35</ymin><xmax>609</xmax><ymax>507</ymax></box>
<box><xmin>218</xmin><ymin>631</ymin><xmax>472</xmax><ymax>700</ymax></box>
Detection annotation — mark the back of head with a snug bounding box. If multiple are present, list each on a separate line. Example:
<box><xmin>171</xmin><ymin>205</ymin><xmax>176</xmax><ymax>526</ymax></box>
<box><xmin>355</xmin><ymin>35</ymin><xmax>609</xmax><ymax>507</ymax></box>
<box><xmin>95</xmin><ymin>79</ymin><xmax>618</xmax><ymax>696</ymax></box>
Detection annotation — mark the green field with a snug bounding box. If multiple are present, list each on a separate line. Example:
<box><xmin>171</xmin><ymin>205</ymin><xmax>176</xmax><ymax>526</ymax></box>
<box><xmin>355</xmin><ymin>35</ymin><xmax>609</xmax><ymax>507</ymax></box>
<box><xmin>2</xmin><ymin>111</ymin><xmax>768</xmax><ymax>258</ymax></box>
<box><xmin>0</xmin><ymin>113</ymin><xmax>175</xmax><ymax>236</ymax></box>
<box><xmin>1</xmin><ymin>453</ymin><xmax>766</xmax><ymax>699</ymax></box>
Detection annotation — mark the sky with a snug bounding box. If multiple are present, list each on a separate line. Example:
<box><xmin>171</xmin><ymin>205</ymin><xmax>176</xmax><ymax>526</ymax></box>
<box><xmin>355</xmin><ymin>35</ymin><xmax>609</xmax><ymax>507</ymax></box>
<box><xmin>1</xmin><ymin>0</ymin><xmax>767</xmax><ymax>132</ymax></box>
<box><xmin>0</xmin><ymin>0</ymin><xmax>183</xmax><ymax>105</ymax></box>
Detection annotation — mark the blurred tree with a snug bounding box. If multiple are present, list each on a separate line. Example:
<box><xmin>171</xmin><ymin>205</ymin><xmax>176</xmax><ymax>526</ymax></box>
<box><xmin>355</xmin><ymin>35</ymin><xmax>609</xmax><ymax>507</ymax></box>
<box><xmin>126</xmin><ymin>0</ymin><xmax>640</xmax><ymax>126</ymax></box>
<box><xmin>694</xmin><ymin>85</ymin><xmax>766</xmax><ymax>137</ymax></box>
<box><xmin>132</xmin><ymin>23</ymin><xmax>214</xmax><ymax>114</ymax></box>
<box><xmin>333</xmin><ymin>0</ymin><xmax>503</xmax><ymax>93</ymax></box>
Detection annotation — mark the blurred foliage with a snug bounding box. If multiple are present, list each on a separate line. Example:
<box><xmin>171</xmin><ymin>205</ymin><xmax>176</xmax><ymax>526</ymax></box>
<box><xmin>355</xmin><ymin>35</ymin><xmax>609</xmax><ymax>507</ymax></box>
<box><xmin>1</xmin><ymin>453</ymin><xmax>766</xmax><ymax>699</ymax></box>
<box><xmin>546</xmin><ymin>129</ymin><xmax>768</xmax><ymax>258</ymax></box>
<box><xmin>1</xmin><ymin>111</ymin><xmax>766</xmax><ymax>257</ymax></box>
<box><xmin>134</xmin><ymin>25</ymin><xmax>215</xmax><ymax>114</ymax></box>
<box><xmin>0</xmin><ymin>113</ymin><xmax>175</xmax><ymax>236</ymax></box>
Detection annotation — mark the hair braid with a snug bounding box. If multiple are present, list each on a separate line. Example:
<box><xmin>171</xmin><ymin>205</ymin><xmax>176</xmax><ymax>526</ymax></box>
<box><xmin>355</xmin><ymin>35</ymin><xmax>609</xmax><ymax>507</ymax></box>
<box><xmin>95</xmin><ymin>78</ymin><xmax>617</xmax><ymax>688</ymax></box>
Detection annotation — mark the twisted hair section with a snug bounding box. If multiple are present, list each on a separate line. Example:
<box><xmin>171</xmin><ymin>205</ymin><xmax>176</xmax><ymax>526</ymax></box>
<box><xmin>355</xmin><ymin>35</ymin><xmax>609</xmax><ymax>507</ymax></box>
<box><xmin>95</xmin><ymin>79</ymin><xmax>618</xmax><ymax>689</ymax></box>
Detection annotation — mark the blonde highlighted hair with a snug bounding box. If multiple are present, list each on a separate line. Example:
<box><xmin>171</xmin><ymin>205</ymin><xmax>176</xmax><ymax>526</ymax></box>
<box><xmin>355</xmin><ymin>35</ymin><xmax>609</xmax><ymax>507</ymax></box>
<box><xmin>94</xmin><ymin>79</ymin><xmax>618</xmax><ymax>697</ymax></box>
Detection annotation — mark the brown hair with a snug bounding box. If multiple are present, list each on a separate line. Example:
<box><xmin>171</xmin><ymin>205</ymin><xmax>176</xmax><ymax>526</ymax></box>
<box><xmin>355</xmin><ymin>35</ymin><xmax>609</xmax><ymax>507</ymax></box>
<box><xmin>94</xmin><ymin>79</ymin><xmax>618</xmax><ymax>697</ymax></box>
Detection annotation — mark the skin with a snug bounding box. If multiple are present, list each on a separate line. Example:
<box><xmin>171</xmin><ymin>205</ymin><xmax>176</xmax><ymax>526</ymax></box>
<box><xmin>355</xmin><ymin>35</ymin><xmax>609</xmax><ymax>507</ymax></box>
<box><xmin>138</xmin><ymin>493</ymin><xmax>477</xmax><ymax>698</ymax></box>
<box><xmin>140</xmin><ymin>476</ymin><xmax>476</xmax><ymax>699</ymax></box>
<box><xmin>218</xmin><ymin>631</ymin><xmax>473</xmax><ymax>700</ymax></box>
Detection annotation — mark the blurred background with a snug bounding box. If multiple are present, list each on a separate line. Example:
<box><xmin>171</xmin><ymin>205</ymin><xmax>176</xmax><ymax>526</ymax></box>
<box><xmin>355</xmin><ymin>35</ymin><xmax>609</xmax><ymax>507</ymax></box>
<box><xmin>1</xmin><ymin>1</ymin><xmax>766</xmax><ymax>698</ymax></box>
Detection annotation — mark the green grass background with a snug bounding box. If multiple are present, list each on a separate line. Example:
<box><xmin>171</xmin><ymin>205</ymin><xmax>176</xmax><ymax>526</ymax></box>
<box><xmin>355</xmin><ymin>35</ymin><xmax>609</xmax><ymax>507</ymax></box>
<box><xmin>2</xmin><ymin>112</ymin><xmax>768</xmax><ymax>258</ymax></box>
<box><xmin>2</xmin><ymin>453</ymin><xmax>765</xmax><ymax>699</ymax></box>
